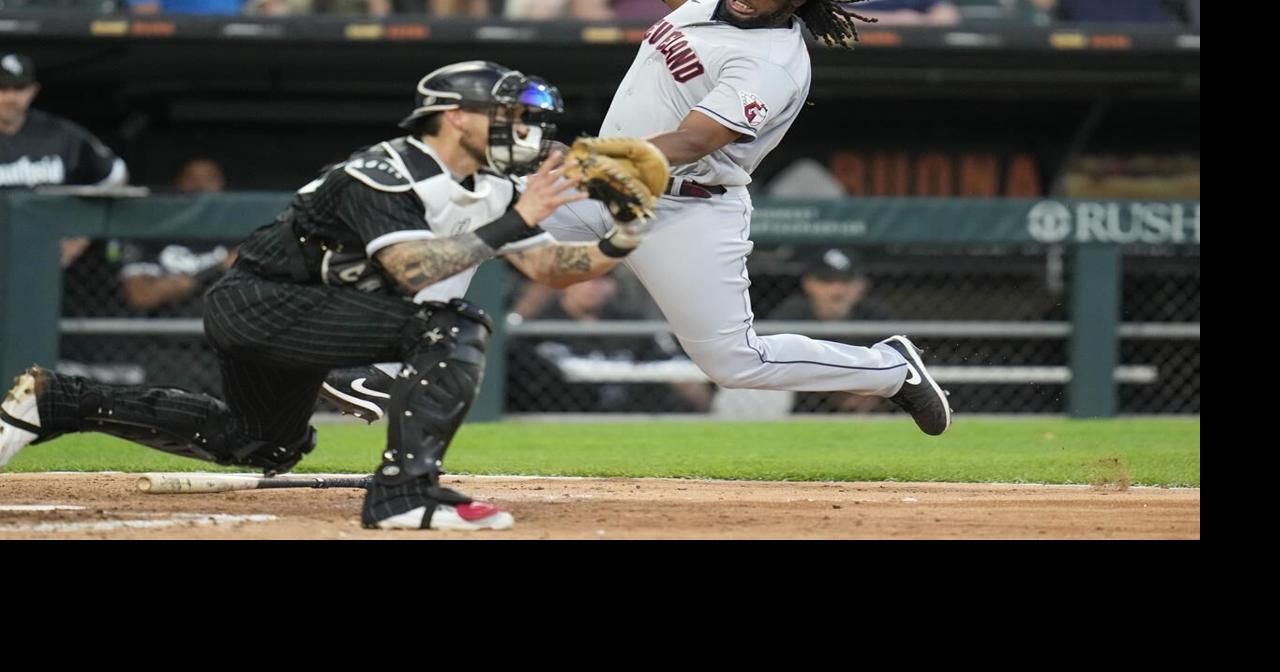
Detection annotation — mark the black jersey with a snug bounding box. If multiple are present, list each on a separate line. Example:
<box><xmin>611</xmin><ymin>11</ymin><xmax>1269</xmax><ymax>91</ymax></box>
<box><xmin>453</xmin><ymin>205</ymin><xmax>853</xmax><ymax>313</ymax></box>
<box><xmin>0</xmin><ymin>109</ymin><xmax>125</xmax><ymax>189</ymax></box>
<box><xmin>237</xmin><ymin>136</ymin><xmax>549</xmax><ymax>300</ymax></box>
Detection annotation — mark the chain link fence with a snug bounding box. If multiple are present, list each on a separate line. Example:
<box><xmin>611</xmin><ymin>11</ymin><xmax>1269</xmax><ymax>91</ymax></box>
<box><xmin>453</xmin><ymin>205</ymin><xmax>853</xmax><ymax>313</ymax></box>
<box><xmin>58</xmin><ymin>238</ymin><xmax>1199</xmax><ymax>416</ymax></box>
<box><xmin>58</xmin><ymin>239</ymin><xmax>226</xmax><ymax>396</ymax></box>
<box><xmin>503</xmin><ymin>242</ymin><xmax>1198</xmax><ymax>416</ymax></box>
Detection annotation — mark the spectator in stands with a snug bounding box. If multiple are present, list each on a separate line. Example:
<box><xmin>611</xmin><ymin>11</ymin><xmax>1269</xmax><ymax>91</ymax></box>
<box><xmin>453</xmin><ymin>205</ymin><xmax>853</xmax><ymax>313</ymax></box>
<box><xmin>854</xmin><ymin>0</ymin><xmax>961</xmax><ymax>26</ymax></box>
<box><xmin>128</xmin><ymin>0</ymin><xmax>247</xmax><ymax>14</ymax></box>
<box><xmin>506</xmin><ymin>0</ymin><xmax>666</xmax><ymax>20</ymax></box>
<box><xmin>570</xmin><ymin>0</ymin><xmax>670</xmax><ymax>19</ymax></box>
<box><xmin>245</xmin><ymin>0</ymin><xmax>318</xmax><ymax>15</ymax></box>
<box><xmin>771</xmin><ymin>248</ymin><xmax>889</xmax><ymax>322</ymax></box>
<box><xmin>2</xmin><ymin>53</ymin><xmax>137</xmax><ymax>383</ymax></box>
<box><xmin>118</xmin><ymin>157</ymin><xmax>237</xmax><ymax>314</ymax></box>
<box><xmin>1</xmin><ymin>53</ymin><xmax>128</xmax><ymax>269</ymax></box>
<box><xmin>269</xmin><ymin>0</ymin><xmax>391</xmax><ymax>15</ymax></box>
<box><xmin>172</xmin><ymin>156</ymin><xmax>226</xmax><ymax>192</ymax></box>
<box><xmin>1029</xmin><ymin>0</ymin><xmax>1180</xmax><ymax>23</ymax></box>
<box><xmin>1</xmin><ymin>53</ymin><xmax>128</xmax><ymax>191</ymax></box>
<box><xmin>421</xmin><ymin>0</ymin><xmax>490</xmax><ymax>16</ymax></box>
<box><xmin>509</xmin><ymin>273</ymin><xmax>712</xmax><ymax>413</ymax></box>
<box><xmin>504</xmin><ymin>0</ymin><xmax>567</xmax><ymax>18</ymax></box>
<box><xmin>770</xmin><ymin>248</ymin><xmax>890</xmax><ymax>413</ymax></box>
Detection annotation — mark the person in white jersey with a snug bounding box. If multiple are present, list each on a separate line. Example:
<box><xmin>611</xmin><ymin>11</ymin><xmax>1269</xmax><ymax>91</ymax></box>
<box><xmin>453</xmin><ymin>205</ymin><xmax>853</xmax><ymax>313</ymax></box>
<box><xmin>537</xmin><ymin>0</ymin><xmax>953</xmax><ymax>435</ymax></box>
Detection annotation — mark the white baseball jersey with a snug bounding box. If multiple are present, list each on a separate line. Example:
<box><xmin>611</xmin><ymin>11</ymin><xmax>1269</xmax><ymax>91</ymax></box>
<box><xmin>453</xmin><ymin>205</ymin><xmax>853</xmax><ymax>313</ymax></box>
<box><xmin>599</xmin><ymin>0</ymin><xmax>812</xmax><ymax>187</ymax></box>
<box><xmin>539</xmin><ymin>0</ymin><xmax>913</xmax><ymax>400</ymax></box>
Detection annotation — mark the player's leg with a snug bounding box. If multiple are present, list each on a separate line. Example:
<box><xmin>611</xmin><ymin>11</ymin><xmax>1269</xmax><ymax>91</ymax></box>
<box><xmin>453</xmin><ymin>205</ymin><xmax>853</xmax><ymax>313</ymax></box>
<box><xmin>1</xmin><ymin>270</ymin><xmax>342</xmax><ymax>474</ymax></box>
<box><xmin>538</xmin><ymin>192</ymin><xmax>905</xmax><ymax>391</ymax></box>
<box><xmin>622</xmin><ymin>192</ymin><xmax>950</xmax><ymax>433</ymax></box>
<box><xmin>6</xmin><ymin>272</ymin><xmax>422</xmax><ymax>473</ymax></box>
<box><xmin>620</xmin><ymin>193</ymin><xmax>900</xmax><ymax>390</ymax></box>
<box><xmin>208</xmin><ymin>267</ymin><xmax>512</xmax><ymax>528</ymax></box>
<box><xmin>516</xmin><ymin>191</ymin><xmax>950</xmax><ymax>434</ymax></box>
<box><xmin>0</xmin><ymin>361</ymin><xmax>322</xmax><ymax>475</ymax></box>
<box><xmin>208</xmin><ymin>268</ymin><xmax>514</xmax><ymax>494</ymax></box>
<box><xmin>318</xmin><ymin>197</ymin><xmax>614</xmax><ymax>423</ymax></box>
<box><xmin>360</xmin><ymin>298</ymin><xmax>512</xmax><ymax>530</ymax></box>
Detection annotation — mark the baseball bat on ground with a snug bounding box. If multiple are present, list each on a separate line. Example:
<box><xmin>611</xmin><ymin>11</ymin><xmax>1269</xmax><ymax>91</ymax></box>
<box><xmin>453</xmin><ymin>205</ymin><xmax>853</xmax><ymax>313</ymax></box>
<box><xmin>137</xmin><ymin>473</ymin><xmax>371</xmax><ymax>494</ymax></box>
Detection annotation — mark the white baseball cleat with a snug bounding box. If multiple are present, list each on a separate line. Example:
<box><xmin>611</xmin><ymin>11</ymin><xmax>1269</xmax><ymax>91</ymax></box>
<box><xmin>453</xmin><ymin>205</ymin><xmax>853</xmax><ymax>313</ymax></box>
<box><xmin>0</xmin><ymin>369</ymin><xmax>44</xmax><ymax>469</ymax></box>
<box><xmin>372</xmin><ymin>502</ymin><xmax>515</xmax><ymax>531</ymax></box>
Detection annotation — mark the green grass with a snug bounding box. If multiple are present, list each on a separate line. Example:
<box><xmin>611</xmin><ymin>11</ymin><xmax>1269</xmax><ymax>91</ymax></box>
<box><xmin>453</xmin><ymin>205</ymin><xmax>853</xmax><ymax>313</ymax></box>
<box><xmin>4</xmin><ymin>418</ymin><xmax>1200</xmax><ymax>487</ymax></box>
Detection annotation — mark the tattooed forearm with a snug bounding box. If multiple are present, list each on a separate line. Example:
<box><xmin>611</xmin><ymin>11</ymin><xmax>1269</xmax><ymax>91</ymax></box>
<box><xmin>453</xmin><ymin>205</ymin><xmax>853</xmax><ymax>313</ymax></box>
<box><xmin>553</xmin><ymin>245</ymin><xmax>595</xmax><ymax>276</ymax></box>
<box><xmin>376</xmin><ymin>234</ymin><xmax>496</xmax><ymax>292</ymax></box>
<box><xmin>507</xmin><ymin>242</ymin><xmax>620</xmax><ymax>288</ymax></box>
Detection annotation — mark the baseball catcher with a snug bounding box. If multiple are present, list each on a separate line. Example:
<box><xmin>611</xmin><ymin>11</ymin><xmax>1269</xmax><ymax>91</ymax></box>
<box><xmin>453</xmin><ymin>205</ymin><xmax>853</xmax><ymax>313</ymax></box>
<box><xmin>1</xmin><ymin>60</ymin><xmax>669</xmax><ymax>531</ymax></box>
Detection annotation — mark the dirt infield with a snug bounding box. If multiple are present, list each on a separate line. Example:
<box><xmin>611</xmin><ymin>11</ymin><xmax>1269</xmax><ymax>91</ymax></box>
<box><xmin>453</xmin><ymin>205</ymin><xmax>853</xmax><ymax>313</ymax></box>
<box><xmin>0</xmin><ymin>473</ymin><xmax>1199</xmax><ymax>539</ymax></box>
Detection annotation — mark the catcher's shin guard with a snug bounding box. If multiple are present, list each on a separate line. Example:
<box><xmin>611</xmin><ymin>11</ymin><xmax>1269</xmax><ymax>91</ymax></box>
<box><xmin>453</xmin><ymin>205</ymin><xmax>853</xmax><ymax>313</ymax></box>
<box><xmin>35</xmin><ymin>373</ymin><xmax>315</xmax><ymax>476</ymax></box>
<box><xmin>362</xmin><ymin>299</ymin><xmax>493</xmax><ymax>526</ymax></box>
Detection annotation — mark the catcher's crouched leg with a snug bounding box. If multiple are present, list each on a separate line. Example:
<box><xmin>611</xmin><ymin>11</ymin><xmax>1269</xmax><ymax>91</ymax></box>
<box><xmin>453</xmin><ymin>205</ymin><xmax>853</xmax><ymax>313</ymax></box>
<box><xmin>361</xmin><ymin>299</ymin><xmax>513</xmax><ymax>531</ymax></box>
<box><xmin>22</xmin><ymin>371</ymin><xmax>315</xmax><ymax>476</ymax></box>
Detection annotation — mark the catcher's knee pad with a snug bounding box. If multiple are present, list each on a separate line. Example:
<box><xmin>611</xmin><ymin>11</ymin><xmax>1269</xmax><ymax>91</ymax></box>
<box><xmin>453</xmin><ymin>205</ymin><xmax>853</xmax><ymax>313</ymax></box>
<box><xmin>220</xmin><ymin>427</ymin><xmax>317</xmax><ymax>477</ymax></box>
<box><xmin>376</xmin><ymin>299</ymin><xmax>493</xmax><ymax>487</ymax></box>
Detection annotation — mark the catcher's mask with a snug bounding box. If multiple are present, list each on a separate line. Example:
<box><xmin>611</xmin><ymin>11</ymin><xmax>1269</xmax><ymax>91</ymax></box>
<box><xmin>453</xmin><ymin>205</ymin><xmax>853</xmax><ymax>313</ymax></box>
<box><xmin>400</xmin><ymin>61</ymin><xmax>564</xmax><ymax>176</ymax></box>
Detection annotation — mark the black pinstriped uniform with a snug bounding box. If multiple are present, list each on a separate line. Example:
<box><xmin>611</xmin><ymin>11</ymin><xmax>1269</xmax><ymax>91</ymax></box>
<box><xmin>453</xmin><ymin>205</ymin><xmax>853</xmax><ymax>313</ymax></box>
<box><xmin>34</xmin><ymin>137</ymin><xmax>518</xmax><ymax>470</ymax></box>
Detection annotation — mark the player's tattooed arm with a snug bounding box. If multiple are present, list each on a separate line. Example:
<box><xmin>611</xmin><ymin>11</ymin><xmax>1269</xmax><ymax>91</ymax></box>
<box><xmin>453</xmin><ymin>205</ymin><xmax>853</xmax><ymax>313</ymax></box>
<box><xmin>506</xmin><ymin>242</ymin><xmax>621</xmax><ymax>289</ymax></box>
<box><xmin>376</xmin><ymin>235</ymin><xmax>496</xmax><ymax>293</ymax></box>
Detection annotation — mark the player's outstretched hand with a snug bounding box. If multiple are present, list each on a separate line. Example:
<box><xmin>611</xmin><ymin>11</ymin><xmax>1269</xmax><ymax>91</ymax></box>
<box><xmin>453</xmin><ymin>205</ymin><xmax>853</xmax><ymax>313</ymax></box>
<box><xmin>514</xmin><ymin>150</ymin><xmax>589</xmax><ymax>226</ymax></box>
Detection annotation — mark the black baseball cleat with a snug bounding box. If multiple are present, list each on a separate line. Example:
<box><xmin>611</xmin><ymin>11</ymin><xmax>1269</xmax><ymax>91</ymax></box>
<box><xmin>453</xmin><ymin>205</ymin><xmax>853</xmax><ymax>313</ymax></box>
<box><xmin>319</xmin><ymin>365</ymin><xmax>394</xmax><ymax>423</ymax></box>
<box><xmin>878</xmin><ymin>335</ymin><xmax>952</xmax><ymax>436</ymax></box>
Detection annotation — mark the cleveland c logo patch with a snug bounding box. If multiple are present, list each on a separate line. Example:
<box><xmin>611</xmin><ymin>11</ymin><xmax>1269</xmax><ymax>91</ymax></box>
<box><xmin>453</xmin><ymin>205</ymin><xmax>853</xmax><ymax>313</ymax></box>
<box><xmin>739</xmin><ymin>91</ymin><xmax>769</xmax><ymax>129</ymax></box>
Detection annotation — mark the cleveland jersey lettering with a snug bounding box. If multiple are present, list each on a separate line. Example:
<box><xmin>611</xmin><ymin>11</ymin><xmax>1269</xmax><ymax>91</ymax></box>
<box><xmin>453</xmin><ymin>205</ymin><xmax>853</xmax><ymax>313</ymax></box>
<box><xmin>645</xmin><ymin>20</ymin><xmax>707</xmax><ymax>82</ymax></box>
<box><xmin>601</xmin><ymin>0</ymin><xmax>810</xmax><ymax>187</ymax></box>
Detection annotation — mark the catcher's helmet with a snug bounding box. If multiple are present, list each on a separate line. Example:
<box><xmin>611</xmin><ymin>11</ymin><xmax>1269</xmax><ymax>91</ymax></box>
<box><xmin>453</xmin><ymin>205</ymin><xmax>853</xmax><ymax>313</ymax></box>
<box><xmin>400</xmin><ymin>61</ymin><xmax>565</xmax><ymax>176</ymax></box>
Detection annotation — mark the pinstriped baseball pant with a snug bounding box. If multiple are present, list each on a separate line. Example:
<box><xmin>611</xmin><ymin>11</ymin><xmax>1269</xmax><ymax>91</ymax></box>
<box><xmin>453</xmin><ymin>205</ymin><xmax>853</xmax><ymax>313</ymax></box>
<box><xmin>37</xmin><ymin>267</ymin><xmax>425</xmax><ymax>461</ymax></box>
